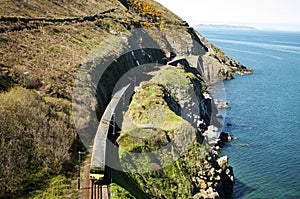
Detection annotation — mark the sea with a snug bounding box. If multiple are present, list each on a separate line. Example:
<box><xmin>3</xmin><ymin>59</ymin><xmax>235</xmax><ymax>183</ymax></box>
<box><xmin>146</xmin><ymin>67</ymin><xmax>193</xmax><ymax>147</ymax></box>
<box><xmin>195</xmin><ymin>27</ymin><xmax>300</xmax><ymax>198</ymax></box>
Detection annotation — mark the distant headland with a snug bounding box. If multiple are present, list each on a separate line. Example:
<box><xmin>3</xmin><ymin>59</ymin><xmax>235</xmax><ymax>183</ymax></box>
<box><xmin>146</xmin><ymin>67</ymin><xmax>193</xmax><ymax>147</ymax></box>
<box><xmin>195</xmin><ymin>24</ymin><xmax>257</xmax><ymax>30</ymax></box>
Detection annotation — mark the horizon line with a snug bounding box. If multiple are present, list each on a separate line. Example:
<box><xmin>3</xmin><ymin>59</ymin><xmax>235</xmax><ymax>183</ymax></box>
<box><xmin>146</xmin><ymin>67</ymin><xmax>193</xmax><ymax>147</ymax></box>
<box><xmin>190</xmin><ymin>22</ymin><xmax>300</xmax><ymax>32</ymax></box>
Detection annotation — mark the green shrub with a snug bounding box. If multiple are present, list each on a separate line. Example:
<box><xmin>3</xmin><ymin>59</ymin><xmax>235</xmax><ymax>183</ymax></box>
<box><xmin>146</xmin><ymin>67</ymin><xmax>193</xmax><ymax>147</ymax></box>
<box><xmin>0</xmin><ymin>87</ymin><xmax>76</xmax><ymax>198</ymax></box>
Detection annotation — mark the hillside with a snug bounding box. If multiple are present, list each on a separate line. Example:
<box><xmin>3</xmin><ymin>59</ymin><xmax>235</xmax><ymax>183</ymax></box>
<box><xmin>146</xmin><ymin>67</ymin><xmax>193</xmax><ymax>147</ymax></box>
<box><xmin>0</xmin><ymin>0</ymin><xmax>251</xmax><ymax>198</ymax></box>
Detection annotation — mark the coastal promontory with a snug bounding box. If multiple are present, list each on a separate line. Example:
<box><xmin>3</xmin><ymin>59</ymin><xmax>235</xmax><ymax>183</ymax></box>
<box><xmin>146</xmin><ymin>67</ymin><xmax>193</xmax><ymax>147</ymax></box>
<box><xmin>0</xmin><ymin>0</ymin><xmax>251</xmax><ymax>198</ymax></box>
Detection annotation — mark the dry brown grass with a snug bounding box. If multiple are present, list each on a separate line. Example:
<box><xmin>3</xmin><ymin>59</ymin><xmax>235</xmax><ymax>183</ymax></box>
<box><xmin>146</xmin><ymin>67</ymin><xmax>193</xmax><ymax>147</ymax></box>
<box><xmin>1</xmin><ymin>21</ymin><xmax>111</xmax><ymax>98</ymax></box>
<box><xmin>0</xmin><ymin>0</ymin><xmax>134</xmax><ymax>98</ymax></box>
<box><xmin>0</xmin><ymin>0</ymin><xmax>114</xmax><ymax>18</ymax></box>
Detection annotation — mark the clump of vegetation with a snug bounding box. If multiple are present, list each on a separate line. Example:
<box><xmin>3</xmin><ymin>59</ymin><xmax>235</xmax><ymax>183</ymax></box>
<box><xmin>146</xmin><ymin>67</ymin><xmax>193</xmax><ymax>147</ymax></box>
<box><xmin>0</xmin><ymin>87</ymin><xmax>77</xmax><ymax>198</ymax></box>
<box><xmin>121</xmin><ymin>83</ymin><xmax>184</xmax><ymax>134</ymax></box>
<box><xmin>139</xmin><ymin>21</ymin><xmax>152</xmax><ymax>27</ymax></box>
<box><xmin>112</xmin><ymin>142</ymin><xmax>210</xmax><ymax>198</ymax></box>
<box><xmin>110</xmin><ymin>183</ymin><xmax>136</xmax><ymax>199</ymax></box>
<box><xmin>126</xmin><ymin>0</ymin><xmax>162</xmax><ymax>22</ymax></box>
<box><xmin>30</xmin><ymin>175</ymin><xmax>77</xmax><ymax>199</ymax></box>
<box><xmin>125</xmin><ymin>0</ymin><xmax>166</xmax><ymax>28</ymax></box>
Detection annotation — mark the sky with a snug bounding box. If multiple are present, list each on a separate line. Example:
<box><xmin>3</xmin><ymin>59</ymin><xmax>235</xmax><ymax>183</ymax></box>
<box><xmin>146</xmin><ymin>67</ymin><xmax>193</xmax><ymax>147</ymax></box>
<box><xmin>154</xmin><ymin>0</ymin><xmax>300</xmax><ymax>31</ymax></box>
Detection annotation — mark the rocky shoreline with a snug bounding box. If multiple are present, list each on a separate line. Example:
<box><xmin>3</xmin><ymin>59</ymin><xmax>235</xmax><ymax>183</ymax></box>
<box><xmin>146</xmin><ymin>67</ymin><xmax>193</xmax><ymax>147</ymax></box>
<box><xmin>196</xmin><ymin>93</ymin><xmax>236</xmax><ymax>198</ymax></box>
<box><xmin>193</xmin><ymin>153</ymin><xmax>234</xmax><ymax>198</ymax></box>
<box><xmin>192</xmin><ymin>132</ymin><xmax>235</xmax><ymax>198</ymax></box>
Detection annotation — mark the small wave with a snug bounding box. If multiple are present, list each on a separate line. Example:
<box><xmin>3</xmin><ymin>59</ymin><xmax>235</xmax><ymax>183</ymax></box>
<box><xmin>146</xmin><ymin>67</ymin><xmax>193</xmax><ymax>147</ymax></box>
<box><xmin>273</xmin><ymin>40</ymin><xmax>300</xmax><ymax>46</ymax></box>
<box><xmin>210</xmin><ymin>38</ymin><xmax>300</xmax><ymax>55</ymax></box>
<box><xmin>221</xmin><ymin>47</ymin><xmax>282</xmax><ymax>60</ymax></box>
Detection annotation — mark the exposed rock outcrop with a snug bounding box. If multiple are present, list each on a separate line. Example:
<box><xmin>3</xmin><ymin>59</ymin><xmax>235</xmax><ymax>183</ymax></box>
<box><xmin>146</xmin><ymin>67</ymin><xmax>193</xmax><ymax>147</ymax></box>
<box><xmin>191</xmin><ymin>151</ymin><xmax>234</xmax><ymax>198</ymax></box>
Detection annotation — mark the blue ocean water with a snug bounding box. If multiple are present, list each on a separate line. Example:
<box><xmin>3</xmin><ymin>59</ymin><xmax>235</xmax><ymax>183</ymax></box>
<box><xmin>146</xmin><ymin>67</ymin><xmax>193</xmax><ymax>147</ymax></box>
<box><xmin>196</xmin><ymin>27</ymin><xmax>300</xmax><ymax>198</ymax></box>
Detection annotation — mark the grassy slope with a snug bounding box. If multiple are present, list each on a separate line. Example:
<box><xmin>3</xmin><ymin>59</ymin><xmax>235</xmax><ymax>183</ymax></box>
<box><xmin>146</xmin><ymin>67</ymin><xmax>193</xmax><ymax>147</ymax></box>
<box><xmin>0</xmin><ymin>0</ymin><xmax>184</xmax><ymax>97</ymax></box>
<box><xmin>0</xmin><ymin>0</ymin><xmax>130</xmax><ymax>98</ymax></box>
<box><xmin>0</xmin><ymin>0</ymin><xmax>186</xmax><ymax>198</ymax></box>
<box><xmin>0</xmin><ymin>0</ymin><xmax>112</xmax><ymax>17</ymax></box>
<box><xmin>0</xmin><ymin>0</ymin><xmax>129</xmax><ymax>198</ymax></box>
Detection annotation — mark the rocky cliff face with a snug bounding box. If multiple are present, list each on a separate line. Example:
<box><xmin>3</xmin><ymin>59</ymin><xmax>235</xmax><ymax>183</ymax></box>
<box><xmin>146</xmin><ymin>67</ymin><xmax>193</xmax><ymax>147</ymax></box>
<box><xmin>74</xmin><ymin>18</ymin><xmax>251</xmax><ymax>148</ymax></box>
<box><xmin>0</xmin><ymin>0</ymin><xmax>250</xmax><ymax>198</ymax></box>
<box><xmin>114</xmin><ymin>63</ymin><xmax>235</xmax><ymax>198</ymax></box>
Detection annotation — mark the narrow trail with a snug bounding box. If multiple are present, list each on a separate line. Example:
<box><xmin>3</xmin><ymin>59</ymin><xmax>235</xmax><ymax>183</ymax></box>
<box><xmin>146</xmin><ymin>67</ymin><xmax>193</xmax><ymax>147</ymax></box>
<box><xmin>79</xmin><ymin>154</ymin><xmax>91</xmax><ymax>199</ymax></box>
<box><xmin>0</xmin><ymin>9</ymin><xmax>120</xmax><ymax>33</ymax></box>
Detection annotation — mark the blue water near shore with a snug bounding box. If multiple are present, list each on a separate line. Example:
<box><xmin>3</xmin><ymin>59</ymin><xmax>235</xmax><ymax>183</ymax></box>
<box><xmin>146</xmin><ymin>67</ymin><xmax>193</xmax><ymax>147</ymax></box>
<box><xmin>196</xmin><ymin>27</ymin><xmax>300</xmax><ymax>198</ymax></box>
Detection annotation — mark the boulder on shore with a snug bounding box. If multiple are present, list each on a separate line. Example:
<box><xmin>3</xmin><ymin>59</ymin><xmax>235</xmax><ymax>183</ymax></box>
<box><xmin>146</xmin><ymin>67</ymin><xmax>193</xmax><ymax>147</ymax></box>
<box><xmin>214</xmin><ymin>99</ymin><xmax>230</xmax><ymax>109</ymax></box>
<box><xmin>217</xmin><ymin>156</ymin><xmax>228</xmax><ymax>170</ymax></box>
<box><xmin>220</xmin><ymin>132</ymin><xmax>232</xmax><ymax>142</ymax></box>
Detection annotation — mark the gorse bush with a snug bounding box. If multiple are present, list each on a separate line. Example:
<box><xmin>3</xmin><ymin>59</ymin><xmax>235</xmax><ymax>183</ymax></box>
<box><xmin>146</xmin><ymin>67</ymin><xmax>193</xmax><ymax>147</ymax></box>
<box><xmin>0</xmin><ymin>87</ymin><xmax>76</xmax><ymax>198</ymax></box>
<box><xmin>126</xmin><ymin>0</ymin><xmax>162</xmax><ymax>22</ymax></box>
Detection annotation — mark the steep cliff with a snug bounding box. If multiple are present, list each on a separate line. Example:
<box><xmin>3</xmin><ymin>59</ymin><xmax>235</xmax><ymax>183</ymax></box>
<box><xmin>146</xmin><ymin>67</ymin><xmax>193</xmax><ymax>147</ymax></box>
<box><xmin>0</xmin><ymin>0</ymin><xmax>250</xmax><ymax>198</ymax></box>
<box><xmin>114</xmin><ymin>64</ymin><xmax>234</xmax><ymax>198</ymax></box>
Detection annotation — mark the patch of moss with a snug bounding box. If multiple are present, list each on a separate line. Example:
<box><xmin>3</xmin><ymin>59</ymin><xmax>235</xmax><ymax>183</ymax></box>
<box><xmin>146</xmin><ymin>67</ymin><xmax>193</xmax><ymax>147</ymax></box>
<box><xmin>121</xmin><ymin>83</ymin><xmax>183</xmax><ymax>133</ymax></box>
<box><xmin>114</xmin><ymin>142</ymin><xmax>209</xmax><ymax>198</ymax></box>
<box><xmin>151</xmin><ymin>65</ymin><xmax>197</xmax><ymax>91</ymax></box>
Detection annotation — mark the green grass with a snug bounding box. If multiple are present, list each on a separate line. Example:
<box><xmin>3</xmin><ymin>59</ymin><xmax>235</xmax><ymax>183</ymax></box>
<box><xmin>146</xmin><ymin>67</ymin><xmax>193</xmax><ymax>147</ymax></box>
<box><xmin>110</xmin><ymin>183</ymin><xmax>136</xmax><ymax>199</ymax></box>
<box><xmin>113</xmin><ymin>141</ymin><xmax>212</xmax><ymax>198</ymax></box>
<box><xmin>121</xmin><ymin>83</ymin><xmax>183</xmax><ymax>133</ymax></box>
<box><xmin>111</xmin><ymin>170</ymin><xmax>149</xmax><ymax>199</ymax></box>
<box><xmin>28</xmin><ymin>175</ymin><xmax>77</xmax><ymax>199</ymax></box>
<box><xmin>151</xmin><ymin>65</ymin><xmax>197</xmax><ymax>91</ymax></box>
